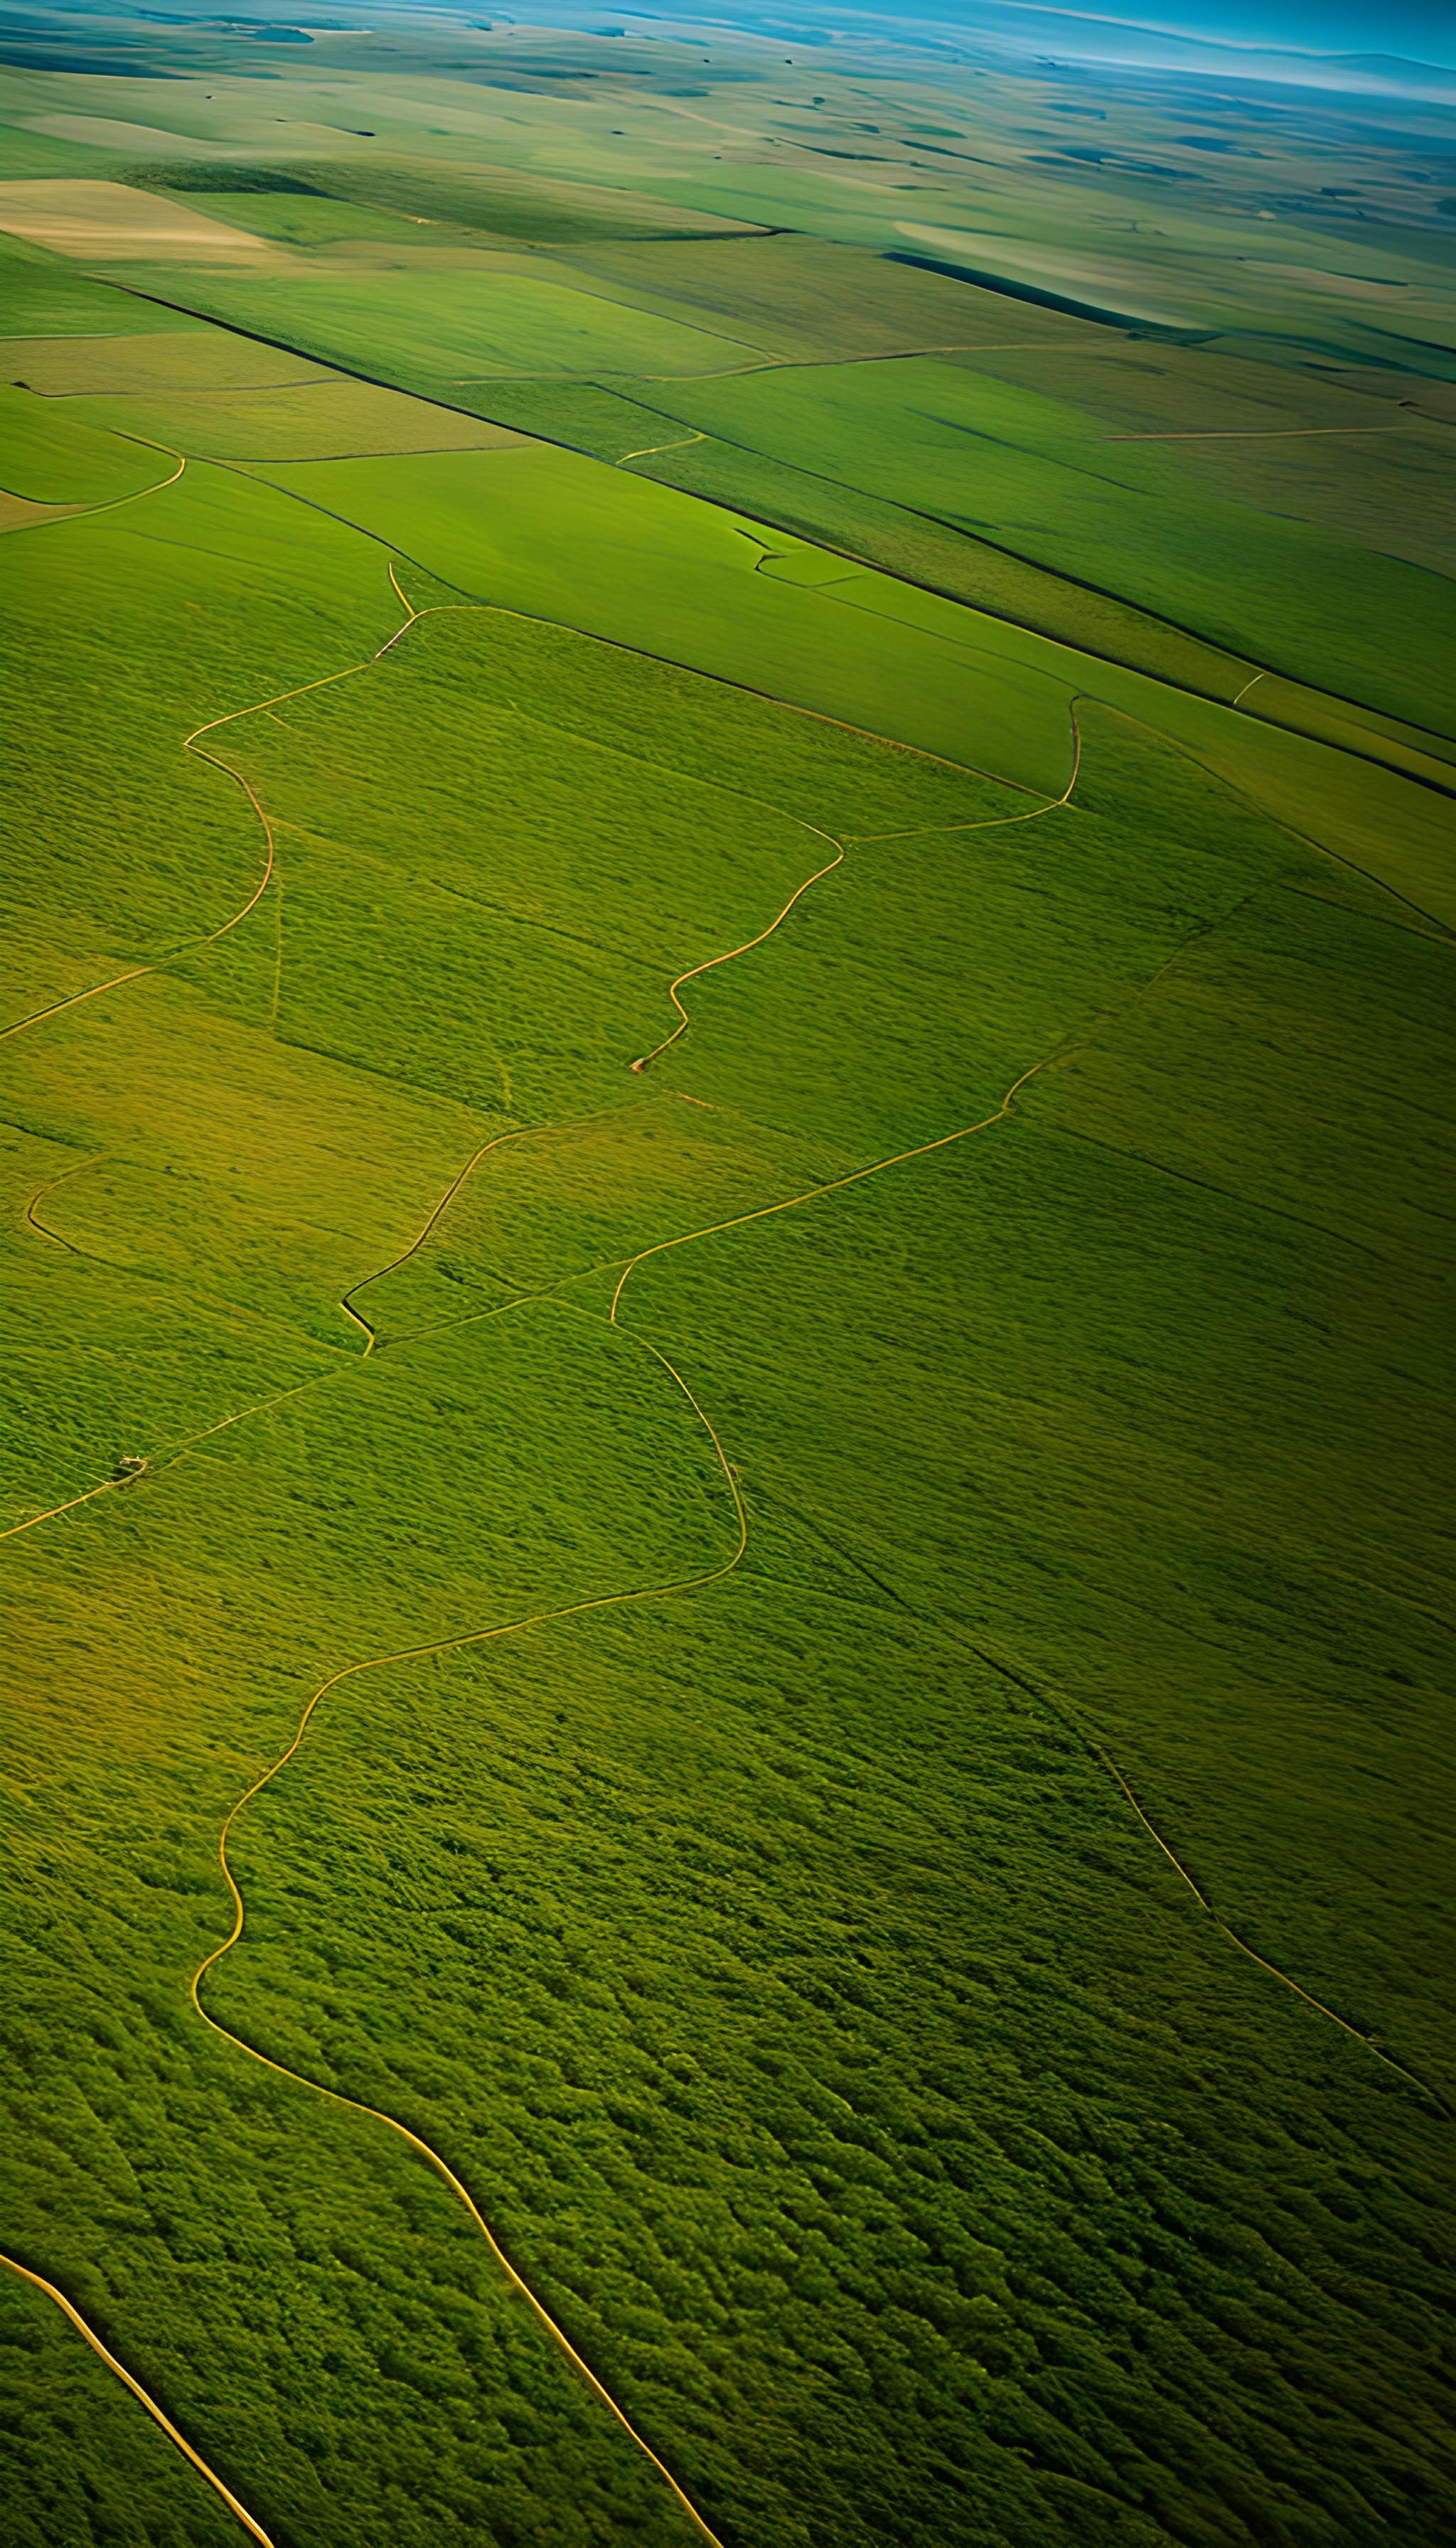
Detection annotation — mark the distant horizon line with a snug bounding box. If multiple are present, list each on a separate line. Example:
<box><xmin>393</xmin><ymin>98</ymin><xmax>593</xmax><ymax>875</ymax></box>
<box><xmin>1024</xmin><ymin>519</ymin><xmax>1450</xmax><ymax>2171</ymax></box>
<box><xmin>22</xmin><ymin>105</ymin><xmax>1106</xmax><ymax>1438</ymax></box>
<box><xmin>496</xmin><ymin>0</ymin><xmax>1456</xmax><ymax>86</ymax></box>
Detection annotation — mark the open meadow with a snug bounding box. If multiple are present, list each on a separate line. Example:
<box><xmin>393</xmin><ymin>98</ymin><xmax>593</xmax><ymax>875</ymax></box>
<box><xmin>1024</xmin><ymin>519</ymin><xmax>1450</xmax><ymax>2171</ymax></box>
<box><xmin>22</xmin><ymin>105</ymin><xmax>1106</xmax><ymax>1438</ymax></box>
<box><xmin>2</xmin><ymin>5</ymin><xmax>1454</xmax><ymax>2544</ymax></box>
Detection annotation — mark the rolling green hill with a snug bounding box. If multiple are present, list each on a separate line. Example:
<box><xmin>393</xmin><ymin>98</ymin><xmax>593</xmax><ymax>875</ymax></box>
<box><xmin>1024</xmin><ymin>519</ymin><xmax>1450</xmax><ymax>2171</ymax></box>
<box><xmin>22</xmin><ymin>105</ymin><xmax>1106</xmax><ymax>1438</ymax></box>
<box><xmin>2</xmin><ymin>15</ymin><xmax>1454</xmax><ymax>2547</ymax></box>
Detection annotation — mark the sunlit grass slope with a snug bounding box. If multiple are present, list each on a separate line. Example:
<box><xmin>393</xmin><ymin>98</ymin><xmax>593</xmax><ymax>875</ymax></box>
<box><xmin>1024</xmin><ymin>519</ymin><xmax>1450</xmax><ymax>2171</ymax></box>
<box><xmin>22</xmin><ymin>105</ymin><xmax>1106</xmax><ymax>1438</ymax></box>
<box><xmin>54</xmin><ymin>134</ymin><xmax>1450</xmax><ymax>759</ymax></box>
<box><xmin>604</xmin><ymin>355</ymin><xmax>1456</xmax><ymax>742</ymax></box>
<box><xmin>4</xmin><ymin>20</ymin><xmax>1456</xmax><ymax>2548</ymax></box>
<box><xmin>4</xmin><ymin>407</ymin><xmax>1455</xmax><ymax>2548</ymax></box>
<box><xmin>226</xmin><ymin>439</ymin><xmax>1456</xmax><ymax>925</ymax></box>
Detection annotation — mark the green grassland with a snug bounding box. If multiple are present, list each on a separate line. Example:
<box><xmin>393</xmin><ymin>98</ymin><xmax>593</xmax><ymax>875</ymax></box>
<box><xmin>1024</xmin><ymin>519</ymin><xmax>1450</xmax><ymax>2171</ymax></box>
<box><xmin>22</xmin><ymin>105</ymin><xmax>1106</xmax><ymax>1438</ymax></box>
<box><xmin>73</xmin><ymin>381</ymin><xmax>526</xmax><ymax>461</ymax></box>
<box><xmin>3</xmin><ymin>12</ymin><xmax>1455</xmax><ymax>2548</ymax></box>
<box><xmin>589</xmin><ymin>355</ymin><xmax>1456</xmax><ymax>740</ymax></box>
<box><xmin>43</xmin><ymin>188</ymin><xmax>1447</xmax><ymax>759</ymax></box>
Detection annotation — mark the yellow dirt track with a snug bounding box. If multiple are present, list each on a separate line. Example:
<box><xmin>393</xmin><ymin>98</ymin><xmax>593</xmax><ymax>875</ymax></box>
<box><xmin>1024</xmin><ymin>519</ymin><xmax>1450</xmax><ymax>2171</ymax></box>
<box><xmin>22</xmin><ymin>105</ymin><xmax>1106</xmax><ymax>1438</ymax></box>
<box><xmin>4</xmin><ymin>520</ymin><xmax>423</xmax><ymax>1054</ymax></box>
<box><xmin>611</xmin><ymin>1056</ymin><xmax>1050</xmax><ymax>1320</ymax></box>
<box><xmin>1</xmin><ymin>500</ymin><xmax>289</xmax><ymax>1047</ymax></box>
<box><xmin>0</xmin><ymin>2252</ymin><xmax>276</xmax><ymax>2545</ymax></box>
<box><xmin>632</xmin><ymin>821</ymin><xmax>847</xmax><ymax>1069</ymax></box>
<box><xmin>617</xmin><ymin>428</ymin><xmax>709</xmax><ymax>466</ymax></box>
<box><xmin>181</xmin><ymin>1037</ymin><xmax>1069</xmax><ymax>2541</ymax></box>
<box><xmin>23</xmin><ymin>1152</ymin><xmax>106</xmax><ymax>1255</ymax></box>
<box><xmin>190</xmin><ymin>1329</ymin><xmax>747</xmax><ymax>2548</ymax></box>
<box><xmin>4</xmin><ymin>429</ymin><xmax>186</xmax><ymax>547</ymax></box>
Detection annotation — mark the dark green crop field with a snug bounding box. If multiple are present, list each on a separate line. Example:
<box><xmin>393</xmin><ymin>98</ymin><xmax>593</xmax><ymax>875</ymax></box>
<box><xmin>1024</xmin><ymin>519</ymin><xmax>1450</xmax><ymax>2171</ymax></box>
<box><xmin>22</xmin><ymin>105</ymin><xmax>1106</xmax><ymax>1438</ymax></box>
<box><xmin>1</xmin><ymin>6</ymin><xmax>1454</xmax><ymax>2545</ymax></box>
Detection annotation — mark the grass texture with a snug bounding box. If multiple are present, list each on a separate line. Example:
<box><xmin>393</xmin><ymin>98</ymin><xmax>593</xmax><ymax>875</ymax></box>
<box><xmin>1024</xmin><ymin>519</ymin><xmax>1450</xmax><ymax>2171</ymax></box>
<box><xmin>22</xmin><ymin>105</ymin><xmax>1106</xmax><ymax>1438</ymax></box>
<box><xmin>3</xmin><ymin>18</ymin><xmax>1455</xmax><ymax>2548</ymax></box>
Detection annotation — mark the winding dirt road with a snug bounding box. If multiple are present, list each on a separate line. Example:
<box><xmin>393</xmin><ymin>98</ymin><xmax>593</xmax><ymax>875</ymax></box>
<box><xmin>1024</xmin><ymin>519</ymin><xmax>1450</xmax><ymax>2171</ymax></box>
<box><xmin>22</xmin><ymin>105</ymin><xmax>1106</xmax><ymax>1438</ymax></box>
<box><xmin>618</xmin><ymin>429</ymin><xmax>709</xmax><ymax>466</ymax></box>
<box><xmin>2</xmin><ymin>525</ymin><xmax>425</xmax><ymax>1053</ymax></box>
<box><xmin>188</xmin><ymin>1331</ymin><xmax>748</xmax><ymax>2548</ymax></box>
<box><xmin>626</xmin><ymin>714</ymin><xmax>1079</xmax><ymax>1072</ymax></box>
<box><xmin>141</xmin><ymin>697</ymin><xmax>1076</xmax><ymax>2547</ymax></box>
<box><xmin>631</xmin><ymin>822</ymin><xmax>847</xmax><ymax>1071</ymax></box>
<box><xmin>0</xmin><ymin>2254</ymin><xmax>275</xmax><ymax>2546</ymax></box>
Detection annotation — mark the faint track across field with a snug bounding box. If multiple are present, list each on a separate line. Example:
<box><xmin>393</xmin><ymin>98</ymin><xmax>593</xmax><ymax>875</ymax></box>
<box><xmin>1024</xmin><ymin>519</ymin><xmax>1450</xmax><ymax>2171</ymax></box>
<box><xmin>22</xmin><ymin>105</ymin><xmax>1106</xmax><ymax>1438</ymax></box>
<box><xmin>1</xmin><ymin>440</ymin><xmax>282</xmax><ymax>1047</ymax></box>
<box><xmin>188</xmin><ymin>1327</ymin><xmax>748</xmax><ymax>2548</ymax></box>
<box><xmin>6</xmin><ymin>579</ymin><xmax>1075</xmax><ymax>2536</ymax></box>
<box><xmin>2</xmin><ymin>429</ymin><xmax>184</xmax><ymax>537</ymax></box>
<box><xmin>8</xmin><ymin>563</ymin><xmax>1447</xmax><ymax>2548</ymax></box>
<box><xmin>0</xmin><ymin>2254</ymin><xmax>276</xmax><ymax>2544</ymax></box>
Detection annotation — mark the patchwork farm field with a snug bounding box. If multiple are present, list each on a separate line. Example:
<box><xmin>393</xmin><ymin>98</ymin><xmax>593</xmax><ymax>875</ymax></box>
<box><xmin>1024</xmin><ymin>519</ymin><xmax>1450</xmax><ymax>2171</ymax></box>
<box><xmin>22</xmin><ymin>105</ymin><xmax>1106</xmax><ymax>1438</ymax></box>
<box><xmin>2</xmin><ymin>6</ymin><xmax>1455</xmax><ymax>2544</ymax></box>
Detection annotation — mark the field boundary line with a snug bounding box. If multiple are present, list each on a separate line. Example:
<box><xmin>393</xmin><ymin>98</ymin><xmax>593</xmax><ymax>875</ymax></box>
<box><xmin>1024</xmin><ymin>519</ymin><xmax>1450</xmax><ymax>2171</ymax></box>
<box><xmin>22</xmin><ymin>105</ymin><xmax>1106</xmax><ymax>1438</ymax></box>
<box><xmin>609</xmin><ymin>1056</ymin><xmax>1049</xmax><ymax>1322</ymax></box>
<box><xmin>208</xmin><ymin>444</ymin><xmax>1051</xmax><ymax>801</ymax></box>
<box><xmin>635</xmin><ymin>343</ymin><xmax>1074</xmax><ymax>384</ymax></box>
<box><xmin>28</xmin><ymin>378</ymin><xmax>339</xmax><ymax>400</ymax></box>
<box><xmin>1108</xmin><ymin>424</ymin><xmax>1415</xmax><ymax>442</ymax></box>
<box><xmin>23</xmin><ymin>1152</ymin><xmax>108</xmax><ymax>1255</ymax></box>
<box><xmin>12</xmin><ymin>642</ymin><xmax>1442</xmax><ymax>2548</ymax></box>
<box><xmin>963</xmin><ymin>1636</ymin><xmax>1448</xmax><ymax>2110</ymax></box>
<box><xmin>4</xmin><ymin>916</ymin><xmax>711</xmax><ymax>1546</ymax></box>
<box><xmin>2</xmin><ymin>427</ymin><xmax>184</xmax><ymax>537</ymax></box>
<box><xmin>629</xmin><ymin>709</ymin><xmax>1079</xmax><ymax>1074</ymax></box>
<box><xmin>386</xmin><ymin>589</ymin><xmax>1038</xmax><ymax>829</ymax></box>
<box><xmin>0</xmin><ymin>656</ymin><xmax>1069</xmax><ymax>1541</ymax></box>
<box><xmin>0</xmin><ymin>611</ymin><xmax>301</xmax><ymax>1046</ymax></box>
<box><xmin>0</xmin><ymin>2254</ymin><xmax>276</xmax><ymax>2545</ymax></box>
<box><xmin>609</xmin><ymin>901</ymin><xmax>1449</xmax><ymax>2110</ymax></box>
<box><xmin>167</xmin><ymin>732</ymin><xmax>1074</xmax><ymax>2548</ymax></box>
<box><xmin>375</xmin><ymin>565</ymin><xmax>1049</xmax><ymax>1074</ymax></box>
<box><xmin>618</xmin><ymin>428</ymin><xmax>708</xmax><ymax>466</ymax></box>
<box><xmin>86</xmin><ymin>282</ymin><xmax>1456</xmax><ymax>805</ymax></box>
<box><xmin>2</xmin><ymin>537</ymin><xmax>433</xmax><ymax>1050</ymax></box>
<box><xmin>375</xmin><ymin>564</ymin><xmax>1033</xmax><ymax>788</ymax></box>
<box><xmin>557</xmin><ymin>374</ymin><xmax>1456</xmax><ymax>803</ymax></box>
<box><xmin>191</xmin><ymin>1340</ymin><xmax>746</xmax><ymax>2548</ymax></box>
<box><xmin>631</xmin><ymin>824</ymin><xmax>847</xmax><ymax>1070</ymax></box>
<box><xmin>1086</xmin><ymin>1733</ymin><xmax>1447</xmax><ymax>2105</ymax></box>
<box><xmin>1100</xmin><ymin>694</ymin><xmax>1456</xmax><ymax>941</ymax></box>
<box><xmin>338</xmin><ymin>1090</ymin><xmax>654</xmax><ymax>1350</ymax></box>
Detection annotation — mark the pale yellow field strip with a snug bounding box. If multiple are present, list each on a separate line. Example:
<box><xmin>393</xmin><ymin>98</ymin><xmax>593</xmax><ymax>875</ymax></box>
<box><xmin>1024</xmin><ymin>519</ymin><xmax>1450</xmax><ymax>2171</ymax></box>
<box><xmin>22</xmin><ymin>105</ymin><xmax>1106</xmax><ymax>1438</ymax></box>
<box><xmin>2</xmin><ymin>331</ymin><xmax>330</xmax><ymax>395</ymax></box>
<box><xmin>0</xmin><ymin>491</ymin><xmax>87</xmax><ymax>532</ymax></box>
<box><xmin>0</xmin><ymin>180</ymin><xmax>274</xmax><ymax>264</ymax></box>
<box><xmin>26</xmin><ymin>112</ymin><xmax>257</xmax><ymax>156</ymax></box>
<box><xmin>73</xmin><ymin>385</ymin><xmax>528</xmax><ymax>464</ymax></box>
<box><xmin>637</xmin><ymin>343</ymin><xmax>1078</xmax><ymax>384</ymax></box>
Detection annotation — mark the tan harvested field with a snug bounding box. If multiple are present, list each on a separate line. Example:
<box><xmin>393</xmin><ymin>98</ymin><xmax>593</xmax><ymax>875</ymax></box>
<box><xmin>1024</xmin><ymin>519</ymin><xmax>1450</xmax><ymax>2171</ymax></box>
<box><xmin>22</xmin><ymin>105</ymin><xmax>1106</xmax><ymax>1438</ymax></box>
<box><xmin>0</xmin><ymin>329</ymin><xmax>329</xmax><ymax>395</ymax></box>
<box><xmin>0</xmin><ymin>490</ymin><xmax>85</xmax><ymax>533</ymax></box>
<box><xmin>75</xmin><ymin>380</ymin><xmax>532</xmax><ymax>462</ymax></box>
<box><xmin>0</xmin><ymin>179</ymin><xmax>272</xmax><ymax>263</ymax></box>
